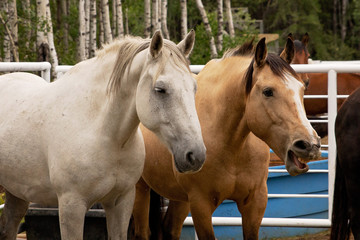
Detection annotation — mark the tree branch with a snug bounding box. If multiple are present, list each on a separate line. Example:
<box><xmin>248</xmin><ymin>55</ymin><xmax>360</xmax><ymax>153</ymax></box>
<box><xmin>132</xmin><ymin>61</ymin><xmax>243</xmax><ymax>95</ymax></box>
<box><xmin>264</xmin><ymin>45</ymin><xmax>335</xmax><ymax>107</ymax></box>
<box><xmin>0</xmin><ymin>13</ymin><xmax>19</xmax><ymax>62</ymax></box>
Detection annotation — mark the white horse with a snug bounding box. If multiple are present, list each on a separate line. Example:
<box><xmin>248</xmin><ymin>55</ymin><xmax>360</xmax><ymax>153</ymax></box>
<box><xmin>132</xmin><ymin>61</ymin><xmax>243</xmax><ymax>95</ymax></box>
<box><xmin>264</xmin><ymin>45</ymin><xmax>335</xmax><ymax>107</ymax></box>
<box><xmin>0</xmin><ymin>30</ymin><xmax>206</xmax><ymax>240</ymax></box>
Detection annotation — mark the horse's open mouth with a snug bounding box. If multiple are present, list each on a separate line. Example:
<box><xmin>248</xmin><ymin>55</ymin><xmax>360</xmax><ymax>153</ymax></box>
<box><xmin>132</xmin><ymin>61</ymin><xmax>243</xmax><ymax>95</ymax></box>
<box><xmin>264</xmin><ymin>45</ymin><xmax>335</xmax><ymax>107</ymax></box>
<box><xmin>286</xmin><ymin>150</ymin><xmax>310</xmax><ymax>176</ymax></box>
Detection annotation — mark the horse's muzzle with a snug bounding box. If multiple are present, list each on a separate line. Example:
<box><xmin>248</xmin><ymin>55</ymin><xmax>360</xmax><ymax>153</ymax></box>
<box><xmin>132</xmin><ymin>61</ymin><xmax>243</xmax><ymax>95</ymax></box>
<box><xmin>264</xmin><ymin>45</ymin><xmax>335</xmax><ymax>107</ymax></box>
<box><xmin>174</xmin><ymin>145</ymin><xmax>206</xmax><ymax>173</ymax></box>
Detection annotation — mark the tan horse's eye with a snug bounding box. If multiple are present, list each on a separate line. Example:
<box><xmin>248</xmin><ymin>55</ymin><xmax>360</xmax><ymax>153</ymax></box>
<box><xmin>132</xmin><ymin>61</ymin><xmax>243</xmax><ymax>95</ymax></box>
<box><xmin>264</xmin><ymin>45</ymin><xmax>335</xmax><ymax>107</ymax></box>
<box><xmin>263</xmin><ymin>88</ymin><xmax>274</xmax><ymax>97</ymax></box>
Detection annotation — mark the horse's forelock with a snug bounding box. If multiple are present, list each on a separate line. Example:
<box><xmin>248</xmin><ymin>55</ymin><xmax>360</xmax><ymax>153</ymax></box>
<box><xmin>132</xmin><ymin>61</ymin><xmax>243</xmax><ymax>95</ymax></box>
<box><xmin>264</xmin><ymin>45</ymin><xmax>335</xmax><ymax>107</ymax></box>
<box><xmin>244</xmin><ymin>53</ymin><xmax>299</xmax><ymax>96</ymax></box>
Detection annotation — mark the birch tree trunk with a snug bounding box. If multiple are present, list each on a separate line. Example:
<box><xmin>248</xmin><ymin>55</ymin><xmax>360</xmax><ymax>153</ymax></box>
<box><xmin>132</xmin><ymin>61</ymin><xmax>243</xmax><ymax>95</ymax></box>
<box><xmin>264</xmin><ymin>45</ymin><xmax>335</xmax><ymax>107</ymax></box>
<box><xmin>180</xmin><ymin>0</ymin><xmax>187</xmax><ymax>39</ymax></box>
<box><xmin>79</xmin><ymin>0</ymin><xmax>87</xmax><ymax>61</ymax></box>
<box><xmin>225</xmin><ymin>0</ymin><xmax>234</xmax><ymax>38</ymax></box>
<box><xmin>101</xmin><ymin>0</ymin><xmax>113</xmax><ymax>43</ymax></box>
<box><xmin>99</xmin><ymin>1</ymin><xmax>104</xmax><ymax>44</ymax></box>
<box><xmin>161</xmin><ymin>0</ymin><xmax>169</xmax><ymax>39</ymax></box>
<box><xmin>216</xmin><ymin>0</ymin><xmax>223</xmax><ymax>52</ymax></box>
<box><xmin>85</xmin><ymin>0</ymin><xmax>90</xmax><ymax>58</ymax></box>
<box><xmin>116</xmin><ymin>0</ymin><xmax>124</xmax><ymax>38</ymax></box>
<box><xmin>195</xmin><ymin>0</ymin><xmax>217</xmax><ymax>58</ymax></box>
<box><xmin>89</xmin><ymin>0</ymin><xmax>97</xmax><ymax>57</ymax></box>
<box><xmin>112</xmin><ymin>0</ymin><xmax>116</xmax><ymax>35</ymax></box>
<box><xmin>1</xmin><ymin>1</ymin><xmax>11</xmax><ymax>62</ymax></box>
<box><xmin>144</xmin><ymin>0</ymin><xmax>151</xmax><ymax>37</ymax></box>
<box><xmin>36</xmin><ymin>0</ymin><xmax>50</xmax><ymax>62</ymax></box>
<box><xmin>8</xmin><ymin>0</ymin><xmax>19</xmax><ymax>61</ymax></box>
<box><xmin>45</xmin><ymin>0</ymin><xmax>59</xmax><ymax>78</ymax></box>
<box><xmin>151</xmin><ymin>0</ymin><xmax>159</xmax><ymax>34</ymax></box>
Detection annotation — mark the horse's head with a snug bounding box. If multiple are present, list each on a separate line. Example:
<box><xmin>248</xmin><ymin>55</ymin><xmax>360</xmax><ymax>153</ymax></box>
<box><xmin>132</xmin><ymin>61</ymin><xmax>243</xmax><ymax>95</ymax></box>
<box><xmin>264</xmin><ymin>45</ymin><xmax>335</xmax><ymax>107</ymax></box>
<box><xmin>136</xmin><ymin>30</ymin><xmax>206</xmax><ymax>173</ymax></box>
<box><xmin>245</xmin><ymin>37</ymin><xmax>321</xmax><ymax>176</ymax></box>
<box><xmin>286</xmin><ymin>33</ymin><xmax>310</xmax><ymax>88</ymax></box>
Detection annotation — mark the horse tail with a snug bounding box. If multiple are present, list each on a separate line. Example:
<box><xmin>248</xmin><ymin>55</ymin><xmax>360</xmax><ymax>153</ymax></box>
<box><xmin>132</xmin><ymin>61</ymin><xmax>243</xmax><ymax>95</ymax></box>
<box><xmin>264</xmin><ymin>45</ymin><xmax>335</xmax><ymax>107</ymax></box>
<box><xmin>149</xmin><ymin>190</ymin><xmax>164</xmax><ymax>240</ymax></box>
<box><xmin>330</xmin><ymin>154</ymin><xmax>351</xmax><ymax>240</ymax></box>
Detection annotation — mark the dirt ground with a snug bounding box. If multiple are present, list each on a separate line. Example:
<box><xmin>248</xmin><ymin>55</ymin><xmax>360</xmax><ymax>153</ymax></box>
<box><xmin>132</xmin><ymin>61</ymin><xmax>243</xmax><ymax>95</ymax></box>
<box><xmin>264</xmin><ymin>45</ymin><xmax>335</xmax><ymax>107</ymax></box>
<box><xmin>273</xmin><ymin>229</ymin><xmax>355</xmax><ymax>240</ymax></box>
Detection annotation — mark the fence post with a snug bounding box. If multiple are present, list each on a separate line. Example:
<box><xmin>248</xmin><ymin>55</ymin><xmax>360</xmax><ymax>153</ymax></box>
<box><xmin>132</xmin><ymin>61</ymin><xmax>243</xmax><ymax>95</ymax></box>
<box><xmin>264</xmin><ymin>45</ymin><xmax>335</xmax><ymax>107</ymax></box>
<box><xmin>327</xmin><ymin>69</ymin><xmax>337</xmax><ymax>222</ymax></box>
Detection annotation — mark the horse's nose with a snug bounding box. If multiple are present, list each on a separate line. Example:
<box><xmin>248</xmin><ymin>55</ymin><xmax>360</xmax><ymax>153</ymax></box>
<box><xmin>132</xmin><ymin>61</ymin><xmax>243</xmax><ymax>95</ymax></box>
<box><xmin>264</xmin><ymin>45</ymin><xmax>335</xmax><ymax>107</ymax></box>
<box><xmin>292</xmin><ymin>139</ymin><xmax>321</xmax><ymax>158</ymax></box>
<box><xmin>185</xmin><ymin>146</ymin><xmax>206</xmax><ymax>171</ymax></box>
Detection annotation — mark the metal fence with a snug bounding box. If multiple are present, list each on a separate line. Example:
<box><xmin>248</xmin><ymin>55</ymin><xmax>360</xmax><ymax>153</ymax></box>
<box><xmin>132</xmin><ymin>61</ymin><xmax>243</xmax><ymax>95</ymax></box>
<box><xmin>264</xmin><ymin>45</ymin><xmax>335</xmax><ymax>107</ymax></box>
<box><xmin>2</xmin><ymin>62</ymin><xmax>360</xmax><ymax>230</ymax></box>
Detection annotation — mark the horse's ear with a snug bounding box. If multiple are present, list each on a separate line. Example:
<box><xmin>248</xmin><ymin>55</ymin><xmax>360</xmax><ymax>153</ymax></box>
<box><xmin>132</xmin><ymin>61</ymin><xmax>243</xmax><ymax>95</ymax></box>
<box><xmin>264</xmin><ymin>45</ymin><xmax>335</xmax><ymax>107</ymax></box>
<box><xmin>280</xmin><ymin>37</ymin><xmax>295</xmax><ymax>64</ymax></box>
<box><xmin>254</xmin><ymin>38</ymin><xmax>267</xmax><ymax>67</ymax></box>
<box><xmin>288</xmin><ymin>33</ymin><xmax>294</xmax><ymax>41</ymax></box>
<box><xmin>302</xmin><ymin>32</ymin><xmax>309</xmax><ymax>47</ymax></box>
<box><xmin>150</xmin><ymin>30</ymin><xmax>163</xmax><ymax>58</ymax></box>
<box><xmin>177</xmin><ymin>29</ymin><xmax>195</xmax><ymax>58</ymax></box>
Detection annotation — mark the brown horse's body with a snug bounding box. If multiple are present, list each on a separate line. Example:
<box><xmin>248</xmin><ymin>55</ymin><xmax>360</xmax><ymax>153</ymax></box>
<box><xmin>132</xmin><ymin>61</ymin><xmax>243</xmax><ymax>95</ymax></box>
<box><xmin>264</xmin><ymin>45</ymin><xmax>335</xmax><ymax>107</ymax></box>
<box><xmin>132</xmin><ymin>38</ymin><xmax>321</xmax><ymax>239</ymax></box>
<box><xmin>304</xmin><ymin>72</ymin><xmax>360</xmax><ymax>116</ymax></box>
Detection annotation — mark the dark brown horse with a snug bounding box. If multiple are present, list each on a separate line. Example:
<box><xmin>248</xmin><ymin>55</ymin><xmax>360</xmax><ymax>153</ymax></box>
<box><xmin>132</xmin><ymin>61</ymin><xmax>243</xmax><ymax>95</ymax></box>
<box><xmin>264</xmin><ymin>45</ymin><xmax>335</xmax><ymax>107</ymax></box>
<box><xmin>290</xmin><ymin>33</ymin><xmax>360</xmax><ymax>116</ymax></box>
<box><xmin>331</xmin><ymin>86</ymin><xmax>360</xmax><ymax>240</ymax></box>
<box><xmin>132</xmin><ymin>38</ymin><xmax>321</xmax><ymax>240</ymax></box>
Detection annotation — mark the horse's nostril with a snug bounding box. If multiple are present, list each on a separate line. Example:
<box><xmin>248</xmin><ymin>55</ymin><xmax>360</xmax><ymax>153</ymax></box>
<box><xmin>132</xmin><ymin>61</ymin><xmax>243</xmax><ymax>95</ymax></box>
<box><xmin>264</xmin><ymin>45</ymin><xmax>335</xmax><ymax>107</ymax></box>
<box><xmin>294</xmin><ymin>140</ymin><xmax>310</xmax><ymax>151</ymax></box>
<box><xmin>186</xmin><ymin>152</ymin><xmax>195</xmax><ymax>165</ymax></box>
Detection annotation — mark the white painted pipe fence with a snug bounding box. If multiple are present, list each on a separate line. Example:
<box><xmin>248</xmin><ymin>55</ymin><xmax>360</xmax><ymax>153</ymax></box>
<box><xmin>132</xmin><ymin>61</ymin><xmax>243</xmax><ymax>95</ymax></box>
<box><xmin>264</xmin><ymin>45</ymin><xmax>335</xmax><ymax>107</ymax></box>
<box><xmin>2</xmin><ymin>62</ymin><xmax>360</xmax><ymax>231</ymax></box>
<box><xmin>0</xmin><ymin>62</ymin><xmax>51</xmax><ymax>82</ymax></box>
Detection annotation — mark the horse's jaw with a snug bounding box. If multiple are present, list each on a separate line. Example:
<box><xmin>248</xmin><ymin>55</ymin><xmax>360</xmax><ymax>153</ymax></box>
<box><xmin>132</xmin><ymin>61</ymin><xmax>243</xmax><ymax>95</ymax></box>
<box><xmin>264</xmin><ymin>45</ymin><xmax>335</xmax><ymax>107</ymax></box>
<box><xmin>285</xmin><ymin>144</ymin><xmax>321</xmax><ymax>176</ymax></box>
<box><xmin>285</xmin><ymin>150</ymin><xmax>310</xmax><ymax>176</ymax></box>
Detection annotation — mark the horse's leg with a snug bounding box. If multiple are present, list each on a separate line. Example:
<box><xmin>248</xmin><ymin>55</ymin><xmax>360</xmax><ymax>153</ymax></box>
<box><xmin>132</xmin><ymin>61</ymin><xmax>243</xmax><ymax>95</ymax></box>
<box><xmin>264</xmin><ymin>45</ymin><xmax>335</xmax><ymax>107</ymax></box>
<box><xmin>132</xmin><ymin>177</ymin><xmax>151</xmax><ymax>240</ymax></box>
<box><xmin>0</xmin><ymin>190</ymin><xmax>29</xmax><ymax>240</ymax></box>
<box><xmin>102</xmin><ymin>187</ymin><xmax>136</xmax><ymax>240</ymax></box>
<box><xmin>346</xmin><ymin>179</ymin><xmax>360</xmax><ymax>240</ymax></box>
<box><xmin>188</xmin><ymin>198</ymin><xmax>217</xmax><ymax>240</ymax></box>
<box><xmin>58</xmin><ymin>193</ymin><xmax>88</xmax><ymax>240</ymax></box>
<box><xmin>162</xmin><ymin>200</ymin><xmax>190</xmax><ymax>240</ymax></box>
<box><xmin>237</xmin><ymin>188</ymin><xmax>267</xmax><ymax>240</ymax></box>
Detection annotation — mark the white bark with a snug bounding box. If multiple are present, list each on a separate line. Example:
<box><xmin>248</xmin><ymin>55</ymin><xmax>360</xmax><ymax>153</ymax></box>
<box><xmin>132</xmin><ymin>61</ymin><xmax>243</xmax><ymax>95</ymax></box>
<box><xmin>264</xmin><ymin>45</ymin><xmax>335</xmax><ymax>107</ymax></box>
<box><xmin>79</xmin><ymin>0</ymin><xmax>86</xmax><ymax>60</ymax></box>
<box><xmin>144</xmin><ymin>0</ymin><xmax>151</xmax><ymax>37</ymax></box>
<box><xmin>225</xmin><ymin>0</ymin><xmax>234</xmax><ymax>38</ymax></box>
<box><xmin>161</xmin><ymin>0</ymin><xmax>169</xmax><ymax>39</ymax></box>
<box><xmin>8</xmin><ymin>0</ymin><xmax>19</xmax><ymax>61</ymax></box>
<box><xmin>85</xmin><ymin>0</ymin><xmax>90</xmax><ymax>58</ymax></box>
<box><xmin>1</xmin><ymin>1</ymin><xmax>11</xmax><ymax>62</ymax></box>
<box><xmin>36</xmin><ymin>0</ymin><xmax>50</xmax><ymax>62</ymax></box>
<box><xmin>101</xmin><ymin>0</ymin><xmax>113</xmax><ymax>43</ymax></box>
<box><xmin>45</xmin><ymin>0</ymin><xmax>59</xmax><ymax>75</ymax></box>
<box><xmin>151</xmin><ymin>0</ymin><xmax>159</xmax><ymax>34</ymax></box>
<box><xmin>116</xmin><ymin>0</ymin><xmax>124</xmax><ymax>37</ymax></box>
<box><xmin>180</xmin><ymin>0</ymin><xmax>187</xmax><ymax>39</ymax></box>
<box><xmin>89</xmin><ymin>0</ymin><xmax>97</xmax><ymax>57</ymax></box>
<box><xmin>195</xmin><ymin>0</ymin><xmax>217</xmax><ymax>58</ymax></box>
<box><xmin>99</xmin><ymin>1</ymin><xmax>104</xmax><ymax>44</ymax></box>
<box><xmin>216</xmin><ymin>0</ymin><xmax>223</xmax><ymax>52</ymax></box>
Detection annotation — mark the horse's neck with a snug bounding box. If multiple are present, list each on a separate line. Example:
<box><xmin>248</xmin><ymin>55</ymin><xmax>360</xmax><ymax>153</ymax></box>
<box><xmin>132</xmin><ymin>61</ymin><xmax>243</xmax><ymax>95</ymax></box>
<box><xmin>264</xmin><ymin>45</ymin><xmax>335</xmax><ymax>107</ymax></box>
<box><xmin>197</xmin><ymin>59</ymin><xmax>250</xmax><ymax>149</ymax></box>
<box><xmin>100</xmin><ymin>51</ymin><xmax>147</xmax><ymax>145</ymax></box>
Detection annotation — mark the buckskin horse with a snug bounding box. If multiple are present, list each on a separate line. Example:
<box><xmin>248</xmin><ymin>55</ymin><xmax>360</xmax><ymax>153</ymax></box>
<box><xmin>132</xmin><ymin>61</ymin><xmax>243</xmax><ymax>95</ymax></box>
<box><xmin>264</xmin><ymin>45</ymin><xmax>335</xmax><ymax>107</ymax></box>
<box><xmin>331</xmin><ymin>86</ymin><xmax>360</xmax><ymax>240</ymax></box>
<box><xmin>132</xmin><ymin>37</ymin><xmax>321</xmax><ymax>240</ymax></box>
<box><xmin>0</xmin><ymin>30</ymin><xmax>206</xmax><ymax>240</ymax></box>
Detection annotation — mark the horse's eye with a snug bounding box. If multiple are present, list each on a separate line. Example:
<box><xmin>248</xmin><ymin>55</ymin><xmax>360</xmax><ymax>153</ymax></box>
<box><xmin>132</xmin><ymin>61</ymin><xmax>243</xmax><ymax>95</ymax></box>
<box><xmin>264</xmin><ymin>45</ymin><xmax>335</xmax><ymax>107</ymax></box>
<box><xmin>263</xmin><ymin>88</ymin><xmax>273</xmax><ymax>97</ymax></box>
<box><xmin>155</xmin><ymin>87</ymin><xmax>166</xmax><ymax>94</ymax></box>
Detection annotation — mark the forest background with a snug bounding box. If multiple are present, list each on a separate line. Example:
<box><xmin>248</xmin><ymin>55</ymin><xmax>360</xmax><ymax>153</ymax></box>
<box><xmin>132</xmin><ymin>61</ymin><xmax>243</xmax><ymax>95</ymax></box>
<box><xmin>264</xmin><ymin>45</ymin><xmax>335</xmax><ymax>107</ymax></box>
<box><xmin>1</xmin><ymin>0</ymin><xmax>360</xmax><ymax>76</ymax></box>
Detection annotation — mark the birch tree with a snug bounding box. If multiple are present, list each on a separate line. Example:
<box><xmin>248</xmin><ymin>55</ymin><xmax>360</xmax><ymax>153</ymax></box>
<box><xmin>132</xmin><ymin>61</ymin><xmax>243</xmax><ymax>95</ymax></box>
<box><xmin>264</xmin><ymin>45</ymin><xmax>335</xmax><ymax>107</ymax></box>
<box><xmin>36</xmin><ymin>0</ymin><xmax>50</xmax><ymax>62</ymax></box>
<box><xmin>0</xmin><ymin>1</ymin><xmax>12</xmax><ymax>62</ymax></box>
<box><xmin>151</xmin><ymin>0</ymin><xmax>159</xmax><ymax>34</ymax></box>
<box><xmin>89</xmin><ymin>0</ymin><xmax>97</xmax><ymax>57</ymax></box>
<box><xmin>225</xmin><ymin>0</ymin><xmax>235</xmax><ymax>38</ymax></box>
<box><xmin>85</xmin><ymin>0</ymin><xmax>90</xmax><ymax>58</ymax></box>
<box><xmin>101</xmin><ymin>0</ymin><xmax>113</xmax><ymax>43</ymax></box>
<box><xmin>144</xmin><ymin>0</ymin><xmax>151</xmax><ymax>37</ymax></box>
<box><xmin>45</xmin><ymin>0</ymin><xmax>59</xmax><ymax>76</ymax></box>
<box><xmin>116</xmin><ymin>0</ymin><xmax>124</xmax><ymax>37</ymax></box>
<box><xmin>195</xmin><ymin>0</ymin><xmax>217</xmax><ymax>58</ymax></box>
<box><xmin>79</xmin><ymin>0</ymin><xmax>86</xmax><ymax>61</ymax></box>
<box><xmin>216</xmin><ymin>0</ymin><xmax>223</xmax><ymax>52</ymax></box>
<box><xmin>61</xmin><ymin>0</ymin><xmax>69</xmax><ymax>51</ymax></box>
<box><xmin>180</xmin><ymin>0</ymin><xmax>187</xmax><ymax>39</ymax></box>
<box><xmin>161</xmin><ymin>0</ymin><xmax>169</xmax><ymax>39</ymax></box>
<box><xmin>8</xmin><ymin>0</ymin><xmax>19</xmax><ymax>61</ymax></box>
<box><xmin>99</xmin><ymin>1</ymin><xmax>104</xmax><ymax>44</ymax></box>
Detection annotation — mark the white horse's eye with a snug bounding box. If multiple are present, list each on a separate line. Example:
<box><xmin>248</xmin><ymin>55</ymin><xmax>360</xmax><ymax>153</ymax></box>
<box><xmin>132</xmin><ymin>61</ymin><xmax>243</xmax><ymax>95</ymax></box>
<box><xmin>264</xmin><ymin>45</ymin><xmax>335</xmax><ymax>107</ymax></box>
<box><xmin>155</xmin><ymin>87</ymin><xmax>166</xmax><ymax>94</ymax></box>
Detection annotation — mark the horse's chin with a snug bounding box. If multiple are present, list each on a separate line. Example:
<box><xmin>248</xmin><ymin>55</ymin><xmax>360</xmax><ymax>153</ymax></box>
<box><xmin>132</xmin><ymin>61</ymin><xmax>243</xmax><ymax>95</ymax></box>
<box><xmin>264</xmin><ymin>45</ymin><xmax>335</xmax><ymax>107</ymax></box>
<box><xmin>285</xmin><ymin>150</ymin><xmax>310</xmax><ymax>176</ymax></box>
